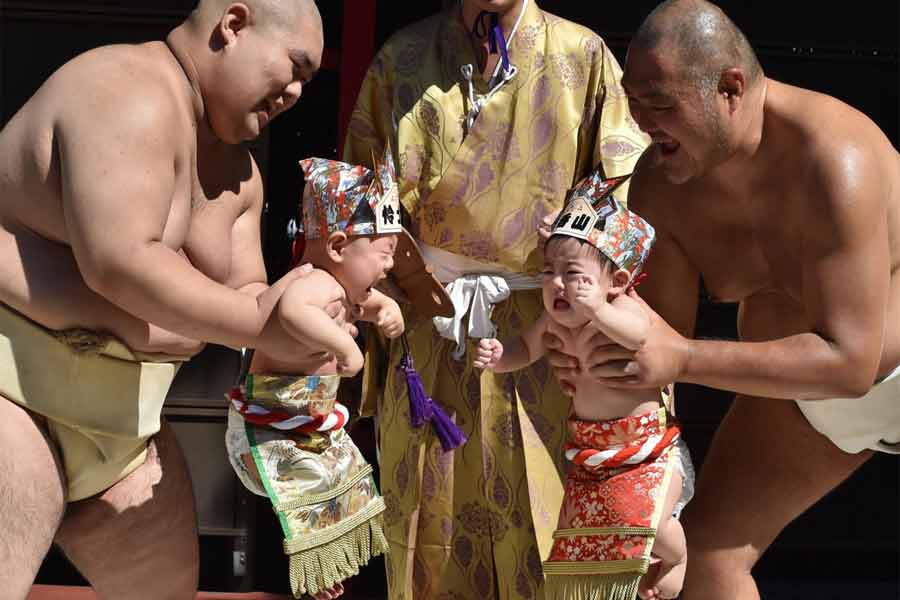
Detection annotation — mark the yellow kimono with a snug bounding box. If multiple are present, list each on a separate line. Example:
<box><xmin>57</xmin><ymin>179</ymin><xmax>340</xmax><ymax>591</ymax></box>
<box><xmin>344</xmin><ymin>3</ymin><xmax>647</xmax><ymax>598</ymax></box>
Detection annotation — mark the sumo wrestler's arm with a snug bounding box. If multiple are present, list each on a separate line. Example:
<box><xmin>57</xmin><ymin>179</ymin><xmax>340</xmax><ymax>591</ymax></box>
<box><xmin>672</xmin><ymin>155</ymin><xmax>887</xmax><ymax>400</ymax></box>
<box><xmin>617</xmin><ymin>150</ymin><xmax>887</xmax><ymax>400</ymax></box>
<box><xmin>221</xmin><ymin>156</ymin><xmax>317</xmax><ymax>344</ymax></box>
<box><xmin>55</xmin><ymin>82</ymin><xmax>300</xmax><ymax>358</ymax></box>
<box><xmin>224</xmin><ymin>160</ymin><xmax>269</xmax><ymax>299</ymax></box>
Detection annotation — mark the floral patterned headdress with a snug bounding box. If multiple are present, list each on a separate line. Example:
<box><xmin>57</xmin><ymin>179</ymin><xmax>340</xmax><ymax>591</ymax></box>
<box><xmin>550</xmin><ymin>169</ymin><xmax>656</xmax><ymax>281</ymax></box>
<box><xmin>298</xmin><ymin>147</ymin><xmax>403</xmax><ymax>240</ymax></box>
<box><xmin>294</xmin><ymin>147</ymin><xmax>454</xmax><ymax>321</ymax></box>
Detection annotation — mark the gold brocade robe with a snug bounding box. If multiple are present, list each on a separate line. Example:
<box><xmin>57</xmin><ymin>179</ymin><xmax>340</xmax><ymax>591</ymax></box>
<box><xmin>344</xmin><ymin>3</ymin><xmax>647</xmax><ymax>598</ymax></box>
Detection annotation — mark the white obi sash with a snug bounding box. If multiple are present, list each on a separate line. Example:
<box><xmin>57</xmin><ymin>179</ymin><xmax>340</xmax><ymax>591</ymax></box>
<box><xmin>420</xmin><ymin>243</ymin><xmax>541</xmax><ymax>359</ymax></box>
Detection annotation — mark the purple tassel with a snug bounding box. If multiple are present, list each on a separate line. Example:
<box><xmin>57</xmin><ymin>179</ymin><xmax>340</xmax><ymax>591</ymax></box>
<box><xmin>399</xmin><ymin>334</ymin><xmax>467</xmax><ymax>451</ymax></box>
<box><xmin>430</xmin><ymin>402</ymin><xmax>467</xmax><ymax>452</ymax></box>
<box><xmin>400</xmin><ymin>352</ymin><xmax>431</xmax><ymax>428</ymax></box>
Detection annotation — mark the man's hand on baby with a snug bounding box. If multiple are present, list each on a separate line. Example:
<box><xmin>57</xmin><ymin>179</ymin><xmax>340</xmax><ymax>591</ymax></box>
<box><xmin>473</xmin><ymin>338</ymin><xmax>503</xmax><ymax>370</ymax></box>
<box><xmin>375</xmin><ymin>299</ymin><xmax>405</xmax><ymax>339</ymax></box>
<box><xmin>543</xmin><ymin>331</ymin><xmax>578</xmax><ymax>396</ymax></box>
<box><xmin>569</xmin><ymin>274</ymin><xmax>604</xmax><ymax>316</ymax></box>
<box><xmin>590</xmin><ymin>289</ymin><xmax>689</xmax><ymax>388</ymax></box>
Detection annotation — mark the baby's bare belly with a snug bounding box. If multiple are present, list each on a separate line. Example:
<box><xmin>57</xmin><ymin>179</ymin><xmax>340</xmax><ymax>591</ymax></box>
<box><xmin>553</xmin><ymin>331</ymin><xmax>663</xmax><ymax>421</ymax></box>
<box><xmin>571</xmin><ymin>380</ymin><xmax>662</xmax><ymax>422</ymax></box>
<box><xmin>249</xmin><ymin>349</ymin><xmax>339</xmax><ymax>376</ymax></box>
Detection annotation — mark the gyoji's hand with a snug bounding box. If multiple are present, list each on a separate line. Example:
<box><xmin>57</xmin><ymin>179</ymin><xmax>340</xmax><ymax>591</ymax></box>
<box><xmin>473</xmin><ymin>338</ymin><xmax>504</xmax><ymax>370</ymax></box>
<box><xmin>376</xmin><ymin>297</ymin><xmax>405</xmax><ymax>339</ymax></box>
<box><xmin>568</xmin><ymin>274</ymin><xmax>604</xmax><ymax>316</ymax></box>
<box><xmin>538</xmin><ymin>209</ymin><xmax>562</xmax><ymax>253</ymax></box>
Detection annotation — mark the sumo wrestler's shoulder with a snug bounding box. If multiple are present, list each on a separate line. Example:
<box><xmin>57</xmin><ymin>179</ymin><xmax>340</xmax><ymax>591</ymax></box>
<box><xmin>49</xmin><ymin>42</ymin><xmax>186</xmax><ymax>135</ymax></box>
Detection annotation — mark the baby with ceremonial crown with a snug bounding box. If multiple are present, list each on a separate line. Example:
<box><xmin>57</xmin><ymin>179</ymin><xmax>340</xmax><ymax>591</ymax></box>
<box><xmin>474</xmin><ymin>168</ymin><xmax>694</xmax><ymax>600</ymax></box>
<box><xmin>225</xmin><ymin>149</ymin><xmax>413</xmax><ymax>599</ymax></box>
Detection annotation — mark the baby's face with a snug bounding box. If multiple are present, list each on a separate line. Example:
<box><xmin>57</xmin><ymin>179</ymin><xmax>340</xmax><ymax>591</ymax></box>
<box><xmin>541</xmin><ymin>237</ymin><xmax>613</xmax><ymax>328</ymax></box>
<box><xmin>339</xmin><ymin>233</ymin><xmax>398</xmax><ymax>304</ymax></box>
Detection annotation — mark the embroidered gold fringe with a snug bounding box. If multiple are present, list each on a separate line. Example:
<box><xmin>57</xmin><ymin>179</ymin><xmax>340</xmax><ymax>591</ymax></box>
<box><xmin>288</xmin><ymin>513</ymin><xmax>388</xmax><ymax>597</ymax></box>
<box><xmin>543</xmin><ymin>573</ymin><xmax>642</xmax><ymax>600</ymax></box>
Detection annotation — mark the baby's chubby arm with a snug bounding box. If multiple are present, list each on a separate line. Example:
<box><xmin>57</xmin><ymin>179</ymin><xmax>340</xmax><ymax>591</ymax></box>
<box><xmin>571</xmin><ymin>275</ymin><xmax>649</xmax><ymax>350</ymax></box>
<box><xmin>474</xmin><ymin>312</ymin><xmax>550</xmax><ymax>372</ymax></box>
<box><xmin>357</xmin><ymin>289</ymin><xmax>405</xmax><ymax>339</ymax></box>
<box><xmin>276</xmin><ymin>270</ymin><xmax>364</xmax><ymax>376</ymax></box>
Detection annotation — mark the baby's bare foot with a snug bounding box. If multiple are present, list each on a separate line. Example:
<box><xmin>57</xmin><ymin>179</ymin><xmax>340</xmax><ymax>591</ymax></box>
<box><xmin>637</xmin><ymin>559</ymin><xmax>661</xmax><ymax>600</ymax></box>
<box><xmin>311</xmin><ymin>581</ymin><xmax>345</xmax><ymax>600</ymax></box>
<box><xmin>639</xmin><ymin>555</ymin><xmax>686</xmax><ymax>599</ymax></box>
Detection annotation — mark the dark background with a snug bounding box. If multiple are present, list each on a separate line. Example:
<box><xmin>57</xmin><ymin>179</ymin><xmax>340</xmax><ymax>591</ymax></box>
<box><xmin>2</xmin><ymin>1</ymin><xmax>897</xmax><ymax>598</ymax></box>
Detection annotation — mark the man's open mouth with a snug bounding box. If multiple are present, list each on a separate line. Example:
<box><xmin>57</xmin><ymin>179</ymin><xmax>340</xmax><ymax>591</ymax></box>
<box><xmin>658</xmin><ymin>140</ymin><xmax>680</xmax><ymax>156</ymax></box>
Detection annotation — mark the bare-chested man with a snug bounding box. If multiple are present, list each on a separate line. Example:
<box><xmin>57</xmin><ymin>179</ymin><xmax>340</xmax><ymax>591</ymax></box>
<box><xmin>545</xmin><ymin>1</ymin><xmax>900</xmax><ymax>598</ymax></box>
<box><xmin>0</xmin><ymin>1</ymin><xmax>325</xmax><ymax>598</ymax></box>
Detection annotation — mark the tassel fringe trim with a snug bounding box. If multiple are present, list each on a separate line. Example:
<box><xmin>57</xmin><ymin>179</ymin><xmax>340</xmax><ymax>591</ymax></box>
<box><xmin>288</xmin><ymin>510</ymin><xmax>388</xmax><ymax>597</ymax></box>
<box><xmin>543</xmin><ymin>572</ymin><xmax>642</xmax><ymax>600</ymax></box>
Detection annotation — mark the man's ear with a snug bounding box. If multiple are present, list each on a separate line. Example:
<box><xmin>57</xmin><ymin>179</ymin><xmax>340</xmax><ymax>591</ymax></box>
<box><xmin>608</xmin><ymin>268</ymin><xmax>632</xmax><ymax>296</ymax></box>
<box><xmin>718</xmin><ymin>68</ymin><xmax>746</xmax><ymax>114</ymax></box>
<box><xmin>217</xmin><ymin>3</ymin><xmax>251</xmax><ymax>48</ymax></box>
<box><xmin>326</xmin><ymin>231</ymin><xmax>349</xmax><ymax>263</ymax></box>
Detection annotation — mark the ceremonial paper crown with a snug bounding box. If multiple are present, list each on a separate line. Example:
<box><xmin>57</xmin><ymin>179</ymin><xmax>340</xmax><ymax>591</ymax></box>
<box><xmin>550</xmin><ymin>170</ymin><xmax>656</xmax><ymax>280</ymax></box>
<box><xmin>298</xmin><ymin>148</ymin><xmax>403</xmax><ymax>240</ymax></box>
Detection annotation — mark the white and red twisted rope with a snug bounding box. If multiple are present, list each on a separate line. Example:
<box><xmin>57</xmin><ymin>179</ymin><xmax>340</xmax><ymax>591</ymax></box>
<box><xmin>229</xmin><ymin>387</ymin><xmax>348</xmax><ymax>433</ymax></box>
<box><xmin>565</xmin><ymin>425</ymin><xmax>680</xmax><ymax>471</ymax></box>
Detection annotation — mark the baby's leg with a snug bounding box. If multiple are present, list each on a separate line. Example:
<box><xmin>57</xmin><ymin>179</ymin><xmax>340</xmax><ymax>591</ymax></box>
<box><xmin>555</xmin><ymin>491</ymin><xmax>577</xmax><ymax>529</ymax></box>
<box><xmin>650</xmin><ymin>510</ymin><xmax>687</xmax><ymax>598</ymax></box>
<box><xmin>639</xmin><ymin>470</ymin><xmax>687</xmax><ymax>600</ymax></box>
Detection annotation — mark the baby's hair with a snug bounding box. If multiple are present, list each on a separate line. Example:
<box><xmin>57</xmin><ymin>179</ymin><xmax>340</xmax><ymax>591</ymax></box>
<box><xmin>545</xmin><ymin>234</ymin><xmax>614</xmax><ymax>272</ymax></box>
